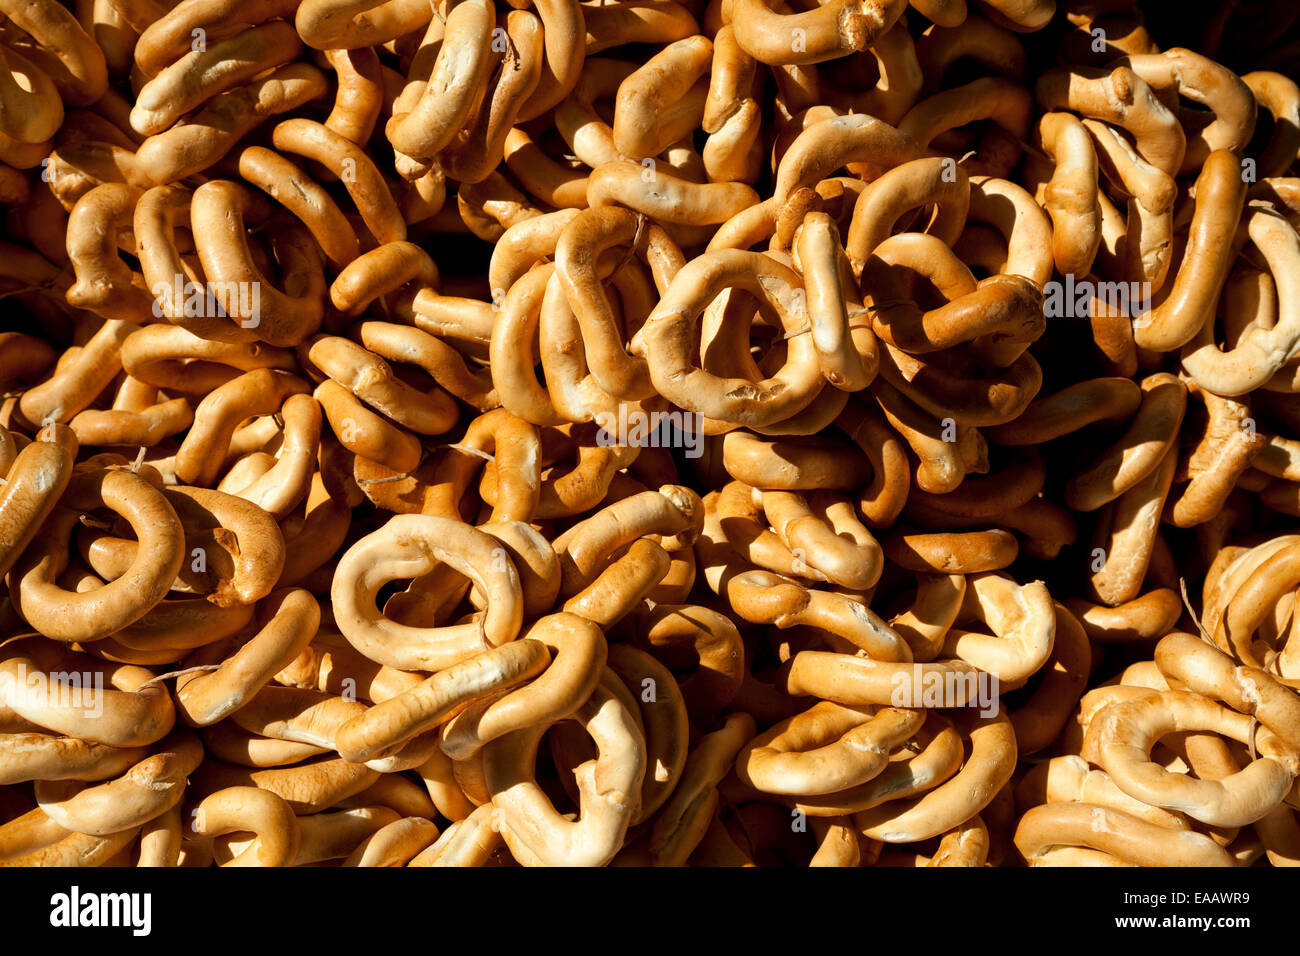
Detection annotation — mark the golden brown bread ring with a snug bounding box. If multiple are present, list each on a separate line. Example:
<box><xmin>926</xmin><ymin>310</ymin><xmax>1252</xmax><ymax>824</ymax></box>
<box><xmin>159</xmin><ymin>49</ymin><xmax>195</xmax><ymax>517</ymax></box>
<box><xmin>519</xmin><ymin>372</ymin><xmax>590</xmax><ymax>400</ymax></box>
<box><xmin>35</xmin><ymin>730</ymin><xmax>203</xmax><ymax>836</ymax></box>
<box><xmin>884</xmin><ymin>529</ymin><xmax>1019</xmax><ymax>574</ymax></box>
<box><xmin>0</xmin><ymin>424</ymin><xmax>76</xmax><ymax>581</ymax></box>
<box><xmin>189</xmin><ymin>785</ymin><xmax>301</xmax><ymax>867</ymax></box>
<box><xmin>986</xmin><ymin>378</ymin><xmax>1142</xmax><ymax>446</ymax></box>
<box><xmin>12</xmin><ymin>469</ymin><xmax>185</xmax><ymax>643</ymax></box>
<box><xmin>735</xmin><ymin>701</ymin><xmax>924</xmax><ymax>796</ymax></box>
<box><xmin>1015</xmin><ymin>802</ymin><xmax>1234</xmax><ymax>867</ymax></box>
<box><xmin>1065</xmin><ymin>372</ymin><xmax>1187</xmax><ymax>512</ymax></box>
<box><xmin>852</xmin><ymin>710</ymin><xmax>1017</xmax><ymax>843</ymax></box>
<box><xmin>484</xmin><ymin>681</ymin><xmax>645</xmax><ymax>867</ymax></box>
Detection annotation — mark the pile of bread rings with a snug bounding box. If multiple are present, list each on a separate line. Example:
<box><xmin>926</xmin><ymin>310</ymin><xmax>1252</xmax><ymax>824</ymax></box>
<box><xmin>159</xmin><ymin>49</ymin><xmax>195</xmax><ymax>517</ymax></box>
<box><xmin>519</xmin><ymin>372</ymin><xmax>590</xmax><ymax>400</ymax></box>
<box><xmin>1</xmin><ymin>0</ymin><xmax>1299</xmax><ymax>867</ymax></box>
